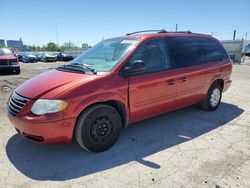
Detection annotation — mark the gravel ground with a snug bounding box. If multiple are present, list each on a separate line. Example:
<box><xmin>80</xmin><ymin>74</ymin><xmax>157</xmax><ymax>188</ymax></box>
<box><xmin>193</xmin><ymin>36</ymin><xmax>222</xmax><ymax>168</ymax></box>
<box><xmin>0</xmin><ymin>61</ymin><xmax>250</xmax><ymax>188</ymax></box>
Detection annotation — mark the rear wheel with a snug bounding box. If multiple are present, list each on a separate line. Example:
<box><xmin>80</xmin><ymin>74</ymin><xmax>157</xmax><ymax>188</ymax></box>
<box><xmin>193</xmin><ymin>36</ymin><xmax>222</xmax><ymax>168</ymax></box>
<box><xmin>75</xmin><ymin>104</ymin><xmax>122</xmax><ymax>152</ymax></box>
<box><xmin>200</xmin><ymin>82</ymin><xmax>222</xmax><ymax>111</ymax></box>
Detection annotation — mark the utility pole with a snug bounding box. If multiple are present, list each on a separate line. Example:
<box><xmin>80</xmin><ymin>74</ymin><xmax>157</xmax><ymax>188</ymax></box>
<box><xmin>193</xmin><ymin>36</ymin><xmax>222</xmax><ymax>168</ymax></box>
<box><xmin>175</xmin><ymin>24</ymin><xmax>178</xmax><ymax>32</ymax></box>
<box><xmin>55</xmin><ymin>24</ymin><xmax>58</xmax><ymax>47</ymax></box>
<box><xmin>233</xmin><ymin>29</ymin><xmax>236</xmax><ymax>40</ymax></box>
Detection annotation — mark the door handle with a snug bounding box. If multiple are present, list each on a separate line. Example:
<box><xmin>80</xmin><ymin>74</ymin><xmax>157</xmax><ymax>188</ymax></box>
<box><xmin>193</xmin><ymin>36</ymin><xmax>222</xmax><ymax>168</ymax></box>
<box><xmin>166</xmin><ymin>79</ymin><xmax>176</xmax><ymax>85</ymax></box>
<box><xmin>179</xmin><ymin>76</ymin><xmax>187</xmax><ymax>82</ymax></box>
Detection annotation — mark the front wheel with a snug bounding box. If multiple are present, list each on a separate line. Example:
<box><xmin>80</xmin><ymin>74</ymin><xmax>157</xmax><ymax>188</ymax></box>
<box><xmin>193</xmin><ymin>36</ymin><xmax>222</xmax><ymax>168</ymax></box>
<box><xmin>200</xmin><ymin>83</ymin><xmax>222</xmax><ymax>111</ymax></box>
<box><xmin>75</xmin><ymin>104</ymin><xmax>122</xmax><ymax>152</ymax></box>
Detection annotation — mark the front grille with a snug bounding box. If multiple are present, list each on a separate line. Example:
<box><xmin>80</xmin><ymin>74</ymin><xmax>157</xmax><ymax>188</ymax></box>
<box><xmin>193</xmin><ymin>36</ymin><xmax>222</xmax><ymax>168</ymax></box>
<box><xmin>46</xmin><ymin>57</ymin><xmax>56</xmax><ymax>61</ymax></box>
<box><xmin>0</xmin><ymin>59</ymin><xmax>8</xmax><ymax>65</ymax></box>
<box><xmin>0</xmin><ymin>59</ymin><xmax>17</xmax><ymax>65</ymax></box>
<box><xmin>29</xmin><ymin>58</ymin><xmax>36</xmax><ymax>62</ymax></box>
<box><xmin>8</xmin><ymin>92</ymin><xmax>29</xmax><ymax>116</ymax></box>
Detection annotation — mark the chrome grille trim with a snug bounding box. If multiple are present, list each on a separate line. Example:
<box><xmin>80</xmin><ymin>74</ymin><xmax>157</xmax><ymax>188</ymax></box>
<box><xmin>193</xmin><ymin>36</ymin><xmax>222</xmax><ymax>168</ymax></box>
<box><xmin>8</xmin><ymin>92</ymin><xmax>30</xmax><ymax>116</ymax></box>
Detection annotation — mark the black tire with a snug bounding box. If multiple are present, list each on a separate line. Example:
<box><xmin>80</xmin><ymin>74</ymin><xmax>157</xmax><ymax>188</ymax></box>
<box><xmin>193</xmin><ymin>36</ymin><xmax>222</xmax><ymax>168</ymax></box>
<box><xmin>200</xmin><ymin>82</ymin><xmax>222</xmax><ymax>111</ymax></box>
<box><xmin>75</xmin><ymin>104</ymin><xmax>122</xmax><ymax>152</ymax></box>
<box><xmin>14</xmin><ymin>67</ymin><xmax>20</xmax><ymax>75</ymax></box>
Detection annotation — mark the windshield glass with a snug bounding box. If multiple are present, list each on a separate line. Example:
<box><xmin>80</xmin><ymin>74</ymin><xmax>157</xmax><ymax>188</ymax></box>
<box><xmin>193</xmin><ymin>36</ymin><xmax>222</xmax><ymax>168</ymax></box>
<box><xmin>24</xmin><ymin>52</ymin><xmax>34</xmax><ymax>55</ymax></box>
<box><xmin>0</xmin><ymin>48</ymin><xmax>13</xmax><ymax>56</ymax></box>
<box><xmin>69</xmin><ymin>38</ymin><xmax>139</xmax><ymax>73</ymax></box>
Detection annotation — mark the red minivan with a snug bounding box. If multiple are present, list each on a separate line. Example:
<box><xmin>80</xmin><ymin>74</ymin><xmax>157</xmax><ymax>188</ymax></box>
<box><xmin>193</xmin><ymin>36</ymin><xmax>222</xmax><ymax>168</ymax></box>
<box><xmin>7</xmin><ymin>30</ymin><xmax>232</xmax><ymax>152</ymax></box>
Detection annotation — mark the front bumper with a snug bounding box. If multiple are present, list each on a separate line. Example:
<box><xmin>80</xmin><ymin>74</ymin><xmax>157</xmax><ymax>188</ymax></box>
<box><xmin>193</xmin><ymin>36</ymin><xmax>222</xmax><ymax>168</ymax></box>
<box><xmin>0</xmin><ymin>64</ymin><xmax>20</xmax><ymax>69</ymax></box>
<box><xmin>45</xmin><ymin>57</ymin><xmax>56</xmax><ymax>62</ymax></box>
<box><xmin>8</xmin><ymin>112</ymin><xmax>76</xmax><ymax>144</ymax></box>
<box><xmin>27</xmin><ymin>58</ymin><xmax>37</xmax><ymax>63</ymax></box>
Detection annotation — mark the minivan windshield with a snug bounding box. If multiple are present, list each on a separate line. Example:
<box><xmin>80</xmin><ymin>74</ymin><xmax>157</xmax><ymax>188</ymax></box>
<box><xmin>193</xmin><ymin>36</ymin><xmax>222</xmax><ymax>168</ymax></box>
<box><xmin>58</xmin><ymin>38</ymin><xmax>139</xmax><ymax>74</ymax></box>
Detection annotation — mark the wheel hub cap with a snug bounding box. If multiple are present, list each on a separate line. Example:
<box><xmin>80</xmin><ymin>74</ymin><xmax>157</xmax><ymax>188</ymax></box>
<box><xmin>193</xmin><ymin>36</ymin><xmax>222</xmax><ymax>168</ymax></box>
<box><xmin>91</xmin><ymin>117</ymin><xmax>113</xmax><ymax>142</ymax></box>
<box><xmin>210</xmin><ymin>88</ymin><xmax>220</xmax><ymax>107</ymax></box>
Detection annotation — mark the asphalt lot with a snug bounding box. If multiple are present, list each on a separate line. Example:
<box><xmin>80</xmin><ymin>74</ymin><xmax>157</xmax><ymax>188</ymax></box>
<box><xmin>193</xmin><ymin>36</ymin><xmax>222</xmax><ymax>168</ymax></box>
<box><xmin>0</xmin><ymin>61</ymin><xmax>250</xmax><ymax>187</ymax></box>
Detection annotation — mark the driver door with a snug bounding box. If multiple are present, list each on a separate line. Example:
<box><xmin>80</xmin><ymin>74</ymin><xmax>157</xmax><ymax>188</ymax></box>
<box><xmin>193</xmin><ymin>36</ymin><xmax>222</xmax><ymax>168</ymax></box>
<box><xmin>127</xmin><ymin>38</ymin><xmax>178</xmax><ymax>122</ymax></box>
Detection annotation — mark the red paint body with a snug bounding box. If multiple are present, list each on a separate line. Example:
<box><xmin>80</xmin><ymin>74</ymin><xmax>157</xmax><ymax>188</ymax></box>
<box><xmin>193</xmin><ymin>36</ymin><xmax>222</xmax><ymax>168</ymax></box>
<box><xmin>0</xmin><ymin>55</ymin><xmax>17</xmax><ymax>61</ymax></box>
<box><xmin>0</xmin><ymin>55</ymin><xmax>19</xmax><ymax>70</ymax></box>
<box><xmin>7</xmin><ymin>33</ymin><xmax>232</xmax><ymax>143</ymax></box>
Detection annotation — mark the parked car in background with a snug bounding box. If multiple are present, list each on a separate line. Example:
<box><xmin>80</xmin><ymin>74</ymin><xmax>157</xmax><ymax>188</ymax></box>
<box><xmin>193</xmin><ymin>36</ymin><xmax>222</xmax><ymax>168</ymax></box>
<box><xmin>16</xmin><ymin>52</ymin><xmax>23</xmax><ymax>62</ymax></box>
<box><xmin>22</xmin><ymin>52</ymin><xmax>38</xmax><ymax>63</ymax></box>
<box><xmin>34</xmin><ymin>52</ymin><xmax>43</xmax><ymax>61</ymax></box>
<box><xmin>56</xmin><ymin>52</ymin><xmax>74</xmax><ymax>61</ymax></box>
<box><xmin>7</xmin><ymin>30</ymin><xmax>232</xmax><ymax>152</ymax></box>
<box><xmin>41</xmin><ymin>52</ymin><xmax>57</xmax><ymax>62</ymax></box>
<box><xmin>0</xmin><ymin>48</ymin><xmax>20</xmax><ymax>74</ymax></box>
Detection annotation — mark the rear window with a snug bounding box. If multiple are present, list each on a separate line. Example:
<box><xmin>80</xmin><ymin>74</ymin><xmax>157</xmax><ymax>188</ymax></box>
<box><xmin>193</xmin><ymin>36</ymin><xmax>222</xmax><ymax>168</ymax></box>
<box><xmin>199</xmin><ymin>38</ymin><xmax>229</xmax><ymax>62</ymax></box>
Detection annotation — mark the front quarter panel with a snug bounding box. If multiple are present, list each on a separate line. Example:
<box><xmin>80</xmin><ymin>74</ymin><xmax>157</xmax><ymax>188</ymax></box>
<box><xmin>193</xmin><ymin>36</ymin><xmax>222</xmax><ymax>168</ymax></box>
<box><xmin>59</xmin><ymin>74</ymin><xmax>129</xmax><ymax>120</ymax></box>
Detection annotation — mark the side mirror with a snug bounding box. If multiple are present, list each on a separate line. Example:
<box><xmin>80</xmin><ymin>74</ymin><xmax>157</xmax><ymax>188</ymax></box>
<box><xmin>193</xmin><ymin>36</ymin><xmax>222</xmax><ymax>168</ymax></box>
<box><xmin>122</xmin><ymin>60</ymin><xmax>146</xmax><ymax>76</ymax></box>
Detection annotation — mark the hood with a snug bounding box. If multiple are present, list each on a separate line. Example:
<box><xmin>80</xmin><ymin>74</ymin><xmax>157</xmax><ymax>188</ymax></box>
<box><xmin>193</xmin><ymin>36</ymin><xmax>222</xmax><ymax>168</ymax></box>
<box><xmin>15</xmin><ymin>70</ymin><xmax>98</xmax><ymax>99</ymax></box>
<box><xmin>26</xmin><ymin>54</ymin><xmax>36</xmax><ymax>58</ymax></box>
<box><xmin>0</xmin><ymin>55</ymin><xmax>17</xmax><ymax>60</ymax></box>
<box><xmin>45</xmin><ymin>54</ymin><xmax>56</xmax><ymax>57</ymax></box>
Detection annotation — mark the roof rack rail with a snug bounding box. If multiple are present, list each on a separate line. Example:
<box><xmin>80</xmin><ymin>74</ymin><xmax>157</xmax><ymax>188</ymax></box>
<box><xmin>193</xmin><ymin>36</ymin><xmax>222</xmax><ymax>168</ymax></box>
<box><xmin>168</xmin><ymin>30</ymin><xmax>192</xmax><ymax>34</ymax></box>
<box><xmin>126</xmin><ymin>30</ymin><xmax>194</xmax><ymax>36</ymax></box>
<box><xmin>126</xmin><ymin>29</ymin><xmax>167</xmax><ymax>35</ymax></box>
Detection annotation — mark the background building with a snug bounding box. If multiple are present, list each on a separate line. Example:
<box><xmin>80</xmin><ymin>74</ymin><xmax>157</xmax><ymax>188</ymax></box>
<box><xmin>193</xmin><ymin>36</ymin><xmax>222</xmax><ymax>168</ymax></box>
<box><xmin>7</xmin><ymin>38</ymin><xmax>24</xmax><ymax>51</ymax></box>
<box><xmin>0</xmin><ymin>39</ymin><xmax>5</xmax><ymax>47</ymax></box>
<box><xmin>221</xmin><ymin>40</ymin><xmax>244</xmax><ymax>63</ymax></box>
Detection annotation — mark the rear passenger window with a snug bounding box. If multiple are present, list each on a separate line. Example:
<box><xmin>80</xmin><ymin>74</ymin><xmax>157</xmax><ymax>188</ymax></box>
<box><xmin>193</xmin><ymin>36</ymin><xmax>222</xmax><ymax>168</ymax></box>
<box><xmin>200</xmin><ymin>38</ymin><xmax>229</xmax><ymax>62</ymax></box>
<box><xmin>167</xmin><ymin>37</ymin><xmax>206</xmax><ymax>68</ymax></box>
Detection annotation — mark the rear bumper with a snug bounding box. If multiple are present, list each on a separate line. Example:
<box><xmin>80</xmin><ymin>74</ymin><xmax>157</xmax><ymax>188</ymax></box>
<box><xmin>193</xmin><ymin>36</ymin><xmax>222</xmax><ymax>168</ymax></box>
<box><xmin>223</xmin><ymin>79</ymin><xmax>232</xmax><ymax>92</ymax></box>
<box><xmin>8</xmin><ymin>112</ymin><xmax>76</xmax><ymax>144</ymax></box>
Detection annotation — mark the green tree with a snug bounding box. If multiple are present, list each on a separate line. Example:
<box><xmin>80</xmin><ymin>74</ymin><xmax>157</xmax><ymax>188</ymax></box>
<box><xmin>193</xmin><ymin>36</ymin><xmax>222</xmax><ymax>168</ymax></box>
<box><xmin>63</xmin><ymin>42</ymin><xmax>75</xmax><ymax>48</ymax></box>
<box><xmin>36</xmin><ymin>46</ymin><xmax>41</xmax><ymax>51</ymax></box>
<box><xmin>28</xmin><ymin>45</ymin><xmax>36</xmax><ymax>51</ymax></box>
<box><xmin>82</xmin><ymin>43</ymin><xmax>89</xmax><ymax>50</ymax></box>
<box><xmin>46</xmin><ymin>42</ymin><xmax>57</xmax><ymax>51</ymax></box>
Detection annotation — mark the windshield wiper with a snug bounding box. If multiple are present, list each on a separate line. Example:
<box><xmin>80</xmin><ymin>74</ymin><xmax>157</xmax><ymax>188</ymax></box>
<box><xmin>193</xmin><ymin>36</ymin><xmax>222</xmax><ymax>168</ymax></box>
<box><xmin>57</xmin><ymin>64</ymin><xmax>86</xmax><ymax>73</ymax></box>
<box><xmin>73</xmin><ymin>63</ymin><xmax>97</xmax><ymax>74</ymax></box>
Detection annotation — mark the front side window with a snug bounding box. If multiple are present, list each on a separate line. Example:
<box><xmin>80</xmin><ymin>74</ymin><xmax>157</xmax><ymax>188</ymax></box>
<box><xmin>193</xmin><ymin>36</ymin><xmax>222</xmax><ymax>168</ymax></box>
<box><xmin>167</xmin><ymin>37</ymin><xmax>206</xmax><ymax>68</ymax></box>
<box><xmin>130</xmin><ymin>38</ymin><xmax>171</xmax><ymax>73</ymax></box>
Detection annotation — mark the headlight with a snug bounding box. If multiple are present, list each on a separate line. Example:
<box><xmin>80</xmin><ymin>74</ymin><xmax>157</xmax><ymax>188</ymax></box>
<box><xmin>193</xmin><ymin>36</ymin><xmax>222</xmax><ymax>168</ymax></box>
<box><xmin>11</xmin><ymin>61</ymin><xmax>18</xmax><ymax>65</ymax></box>
<box><xmin>31</xmin><ymin>99</ymin><xmax>68</xmax><ymax>115</ymax></box>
